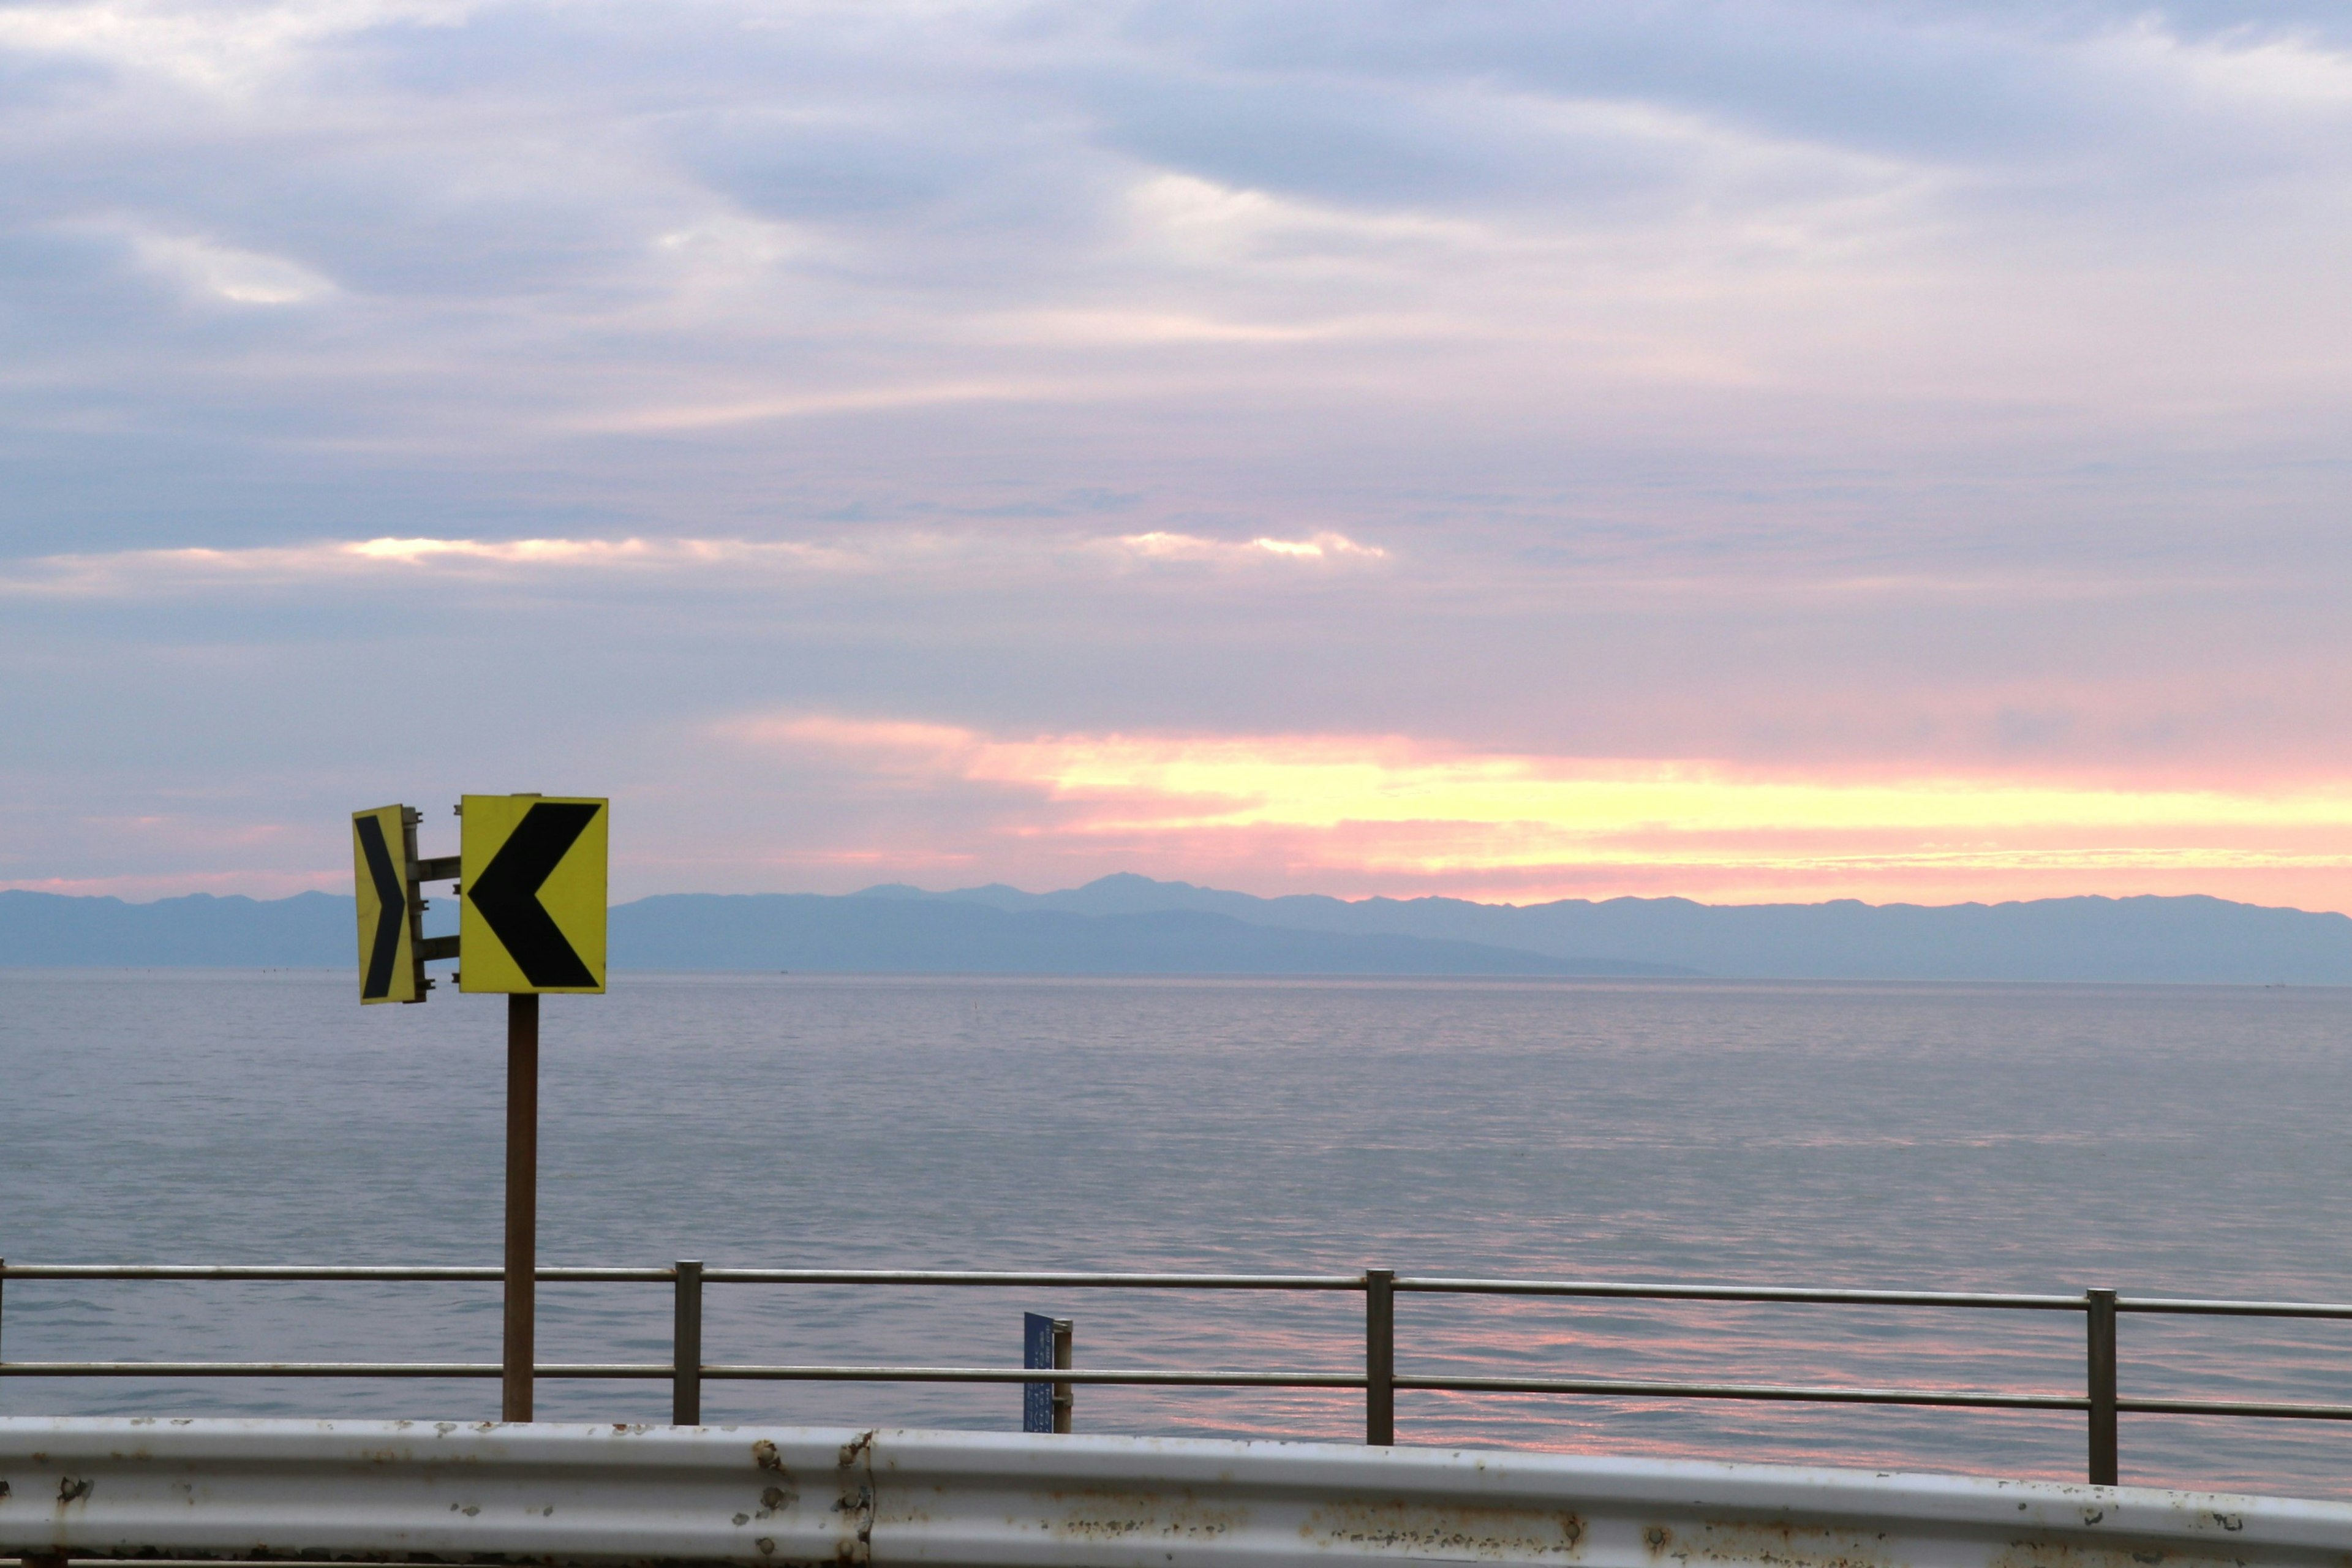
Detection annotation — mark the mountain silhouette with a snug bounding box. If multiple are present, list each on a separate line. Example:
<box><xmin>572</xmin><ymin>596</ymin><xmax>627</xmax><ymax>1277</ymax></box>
<box><xmin>6</xmin><ymin>877</ymin><xmax>2348</xmax><ymax>982</ymax></box>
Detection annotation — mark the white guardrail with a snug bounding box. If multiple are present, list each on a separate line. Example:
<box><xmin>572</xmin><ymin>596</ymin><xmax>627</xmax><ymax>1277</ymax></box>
<box><xmin>4</xmin><ymin>1418</ymin><xmax>2350</xmax><ymax>1567</ymax></box>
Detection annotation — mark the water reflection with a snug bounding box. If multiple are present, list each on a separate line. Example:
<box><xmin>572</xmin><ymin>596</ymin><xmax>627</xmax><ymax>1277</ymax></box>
<box><xmin>4</xmin><ymin>969</ymin><xmax>2350</xmax><ymax>1498</ymax></box>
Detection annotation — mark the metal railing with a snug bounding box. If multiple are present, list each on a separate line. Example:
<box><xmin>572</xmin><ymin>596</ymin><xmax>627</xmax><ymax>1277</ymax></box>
<box><xmin>13</xmin><ymin>1418</ymin><xmax>2349</xmax><ymax>1567</ymax></box>
<box><xmin>9</xmin><ymin>1258</ymin><xmax>2352</xmax><ymax>1486</ymax></box>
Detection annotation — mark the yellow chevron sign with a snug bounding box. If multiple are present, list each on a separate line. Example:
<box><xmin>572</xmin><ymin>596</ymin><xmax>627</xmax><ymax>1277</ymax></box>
<box><xmin>352</xmin><ymin>804</ymin><xmax>426</xmax><ymax>1004</ymax></box>
<box><xmin>459</xmin><ymin>794</ymin><xmax>608</xmax><ymax>995</ymax></box>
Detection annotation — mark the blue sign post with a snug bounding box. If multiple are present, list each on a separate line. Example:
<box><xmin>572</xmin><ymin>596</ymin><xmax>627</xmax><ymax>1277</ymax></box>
<box><xmin>1023</xmin><ymin>1311</ymin><xmax>1071</xmax><ymax>1433</ymax></box>
<box><xmin>1022</xmin><ymin>1312</ymin><xmax>1052</xmax><ymax>1433</ymax></box>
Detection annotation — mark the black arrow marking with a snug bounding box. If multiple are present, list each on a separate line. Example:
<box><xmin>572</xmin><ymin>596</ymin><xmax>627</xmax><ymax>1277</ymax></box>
<box><xmin>355</xmin><ymin>814</ymin><xmax>407</xmax><ymax>1000</ymax></box>
<box><xmin>470</xmin><ymin>801</ymin><xmax>599</xmax><ymax>988</ymax></box>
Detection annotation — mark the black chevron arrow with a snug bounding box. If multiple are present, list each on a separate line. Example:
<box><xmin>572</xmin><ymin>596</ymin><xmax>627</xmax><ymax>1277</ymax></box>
<box><xmin>355</xmin><ymin>814</ymin><xmax>407</xmax><ymax>1001</ymax></box>
<box><xmin>470</xmin><ymin>801</ymin><xmax>599</xmax><ymax>988</ymax></box>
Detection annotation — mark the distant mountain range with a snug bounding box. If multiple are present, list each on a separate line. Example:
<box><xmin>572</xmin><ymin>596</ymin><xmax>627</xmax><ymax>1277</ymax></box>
<box><xmin>869</xmin><ymin>875</ymin><xmax>2352</xmax><ymax>984</ymax></box>
<box><xmin>612</xmin><ymin>895</ymin><xmax>1679</xmax><ymax>976</ymax></box>
<box><xmin>4</xmin><ymin>875</ymin><xmax>2350</xmax><ymax>982</ymax></box>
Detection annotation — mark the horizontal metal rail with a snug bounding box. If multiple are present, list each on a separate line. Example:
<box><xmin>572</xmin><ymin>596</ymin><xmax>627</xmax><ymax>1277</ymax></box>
<box><xmin>2115</xmin><ymin>1295</ymin><xmax>2352</xmax><ymax>1319</ymax></box>
<box><xmin>2117</xmin><ymin>1396</ymin><xmax>2352</xmax><ymax>1422</ymax></box>
<box><xmin>710</xmin><ymin>1365</ymin><xmax>1365</xmax><ymax>1386</ymax></box>
<box><xmin>699</xmin><ymin>1268</ymin><xmax>1364</xmax><ymax>1287</ymax></box>
<box><xmin>0</xmin><ymin>1265</ymin><xmax>1348</xmax><ymax>1289</ymax></box>
<box><xmin>1396</xmin><ymin>1276</ymin><xmax>2086</xmax><ymax>1309</ymax></box>
<box><xmin>13</xmin><ymin>1264</ymin><xmax>2352</xmax><ymax>1318</ymax></box>
<box><xmin>0</xmin><ymin>1363</ymin><xmax>658</xmax><ymax>1379</ymax></box>
<box><xmin>0</xmin><ymin>1362</ymin><xmax>1360</xmax><ymax>1387</ymax></box>
<box><xmin>1395</xmin><ymin>1374</ymin><xmax>2085</xmax><ymax>1410</ymax></box>
<box><xmin>20</xmin><ymin>1359</ymin><xmax>2352</xmax><ymax>1422</ymax></box>
<box><xmin>0</xmin><ymin>1264</ymin><xmax>669</xmax><ymax>1282</ymax></box>
<box><xmin>0</xmin><ymin>1359</ymin><xmax>2079</xmax><ymax>1404</ymax></box>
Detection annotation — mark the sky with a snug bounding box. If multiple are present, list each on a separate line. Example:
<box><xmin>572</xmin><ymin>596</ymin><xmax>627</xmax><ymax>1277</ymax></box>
<box><xmin>4</xmin><ymin>0</ymin><xmax>2351</xmax><ymax>910</ymax></box>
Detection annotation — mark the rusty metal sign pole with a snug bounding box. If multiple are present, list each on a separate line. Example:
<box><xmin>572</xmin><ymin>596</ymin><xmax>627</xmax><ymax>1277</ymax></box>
<box><xmin>503</xmin><ymin>993</ymin><xmax>539</xmax><ymax>1422</ymax></box>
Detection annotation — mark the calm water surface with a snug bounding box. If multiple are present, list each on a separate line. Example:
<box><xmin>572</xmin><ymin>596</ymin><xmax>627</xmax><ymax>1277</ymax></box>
<box><xmin>4</xmin><ymin>969</ymin><xmax>2350</xmax><ymax>1496</ymax></box>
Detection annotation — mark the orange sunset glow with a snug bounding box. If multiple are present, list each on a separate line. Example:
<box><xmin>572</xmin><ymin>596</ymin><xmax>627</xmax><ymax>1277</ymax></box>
<box><xmin>726</xmin><ymin>717</ymin><xmax>2352</xmax><ymax>910</ymax></box>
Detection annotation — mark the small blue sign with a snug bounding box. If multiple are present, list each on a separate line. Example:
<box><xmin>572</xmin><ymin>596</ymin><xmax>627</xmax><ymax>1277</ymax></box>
<box><xmin>1023</xmin><ymin>1311</ymin><xmax>1055</xmax><ymax>1433</ymax></box>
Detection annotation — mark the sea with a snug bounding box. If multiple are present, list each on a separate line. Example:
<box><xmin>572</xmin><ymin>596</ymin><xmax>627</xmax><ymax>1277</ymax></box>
<box><xmin>4</xmin><ymin>968</ymin><xmax>2351</xmax><ymax>1498</ymax></box>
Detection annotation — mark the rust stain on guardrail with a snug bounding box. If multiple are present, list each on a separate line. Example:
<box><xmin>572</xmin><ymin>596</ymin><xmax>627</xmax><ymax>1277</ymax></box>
<box><xmin>1302</xmin><ymin>1498</ymin><xmax>1588</xmax><ymax>1559</ymax></box>
<box><xmin>1638</xmin><ymin>1516</ymin><xmax>1899</xmax><ymax>1568</ymax></box>
<box><xmin>1034</xmin><ymin>1485</ymin><xmax>1246</xmax><ymax>1546</ymax></box>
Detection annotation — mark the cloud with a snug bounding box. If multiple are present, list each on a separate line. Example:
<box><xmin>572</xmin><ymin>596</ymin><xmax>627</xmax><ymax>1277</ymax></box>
<box><xmin>1112</xmin><ymin>530</ymin><xmax>1387</xmax><ymax>564</ymax></box>
<box><xmin>0</xmin><ymin>0</ymin><xmax>494</xmax><ymax>108</ymax></box>
<box><xmin>569</xmin><ymin>381</ymin><xmax>1090</xmax><ymax>435</ymax></box>
<box><xmin>0</xmin><ymin>527</ymin><xmax>1393</xmax><ymax>597</ymax></box>
<box><xmin>2127</xmin><ymin>20</ymin><xmax>2352</xmax><ymax>111</ymax></box>
<box><xmin>0</xmin><ymin>536</ymin><xmax>823</xmax><ymax>595</ymax></box>
<box><xmin>120</xmin><ymin>226</ymin><xmax>336</xmax><ymax>305</ymax></box>
<box><xmin>0</xmin><ymin>868</ymin><xmax>340</xmax><ymax>900</ymax></box>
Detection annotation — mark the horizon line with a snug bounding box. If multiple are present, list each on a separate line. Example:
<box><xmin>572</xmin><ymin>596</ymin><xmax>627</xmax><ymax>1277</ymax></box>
<box><xmin>5</xmin><ymin>878</ymin><xmax>2345</xmax><ymax>920</ymax></box>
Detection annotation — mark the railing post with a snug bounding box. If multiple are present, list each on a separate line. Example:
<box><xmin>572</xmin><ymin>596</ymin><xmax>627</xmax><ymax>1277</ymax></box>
<box><xmin>1051</xmin><ymin>1317</ymin><xmax>1074</xmax><ymax>1434</ymax></box>
<box><xmin>1365</xmin><ymin>1267</ymin><xmax>1395</xmax><ymax>1446</ymax></box>
<box><xmin>672</xmin><ymin>1259</ymin><xmax>704</xmax><ymax>1425</ymax></box>
<box><xmin>2086</xmin><ymin>1287</ymin><xmax>2118</xmax><ymax>1485</ymax></box>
